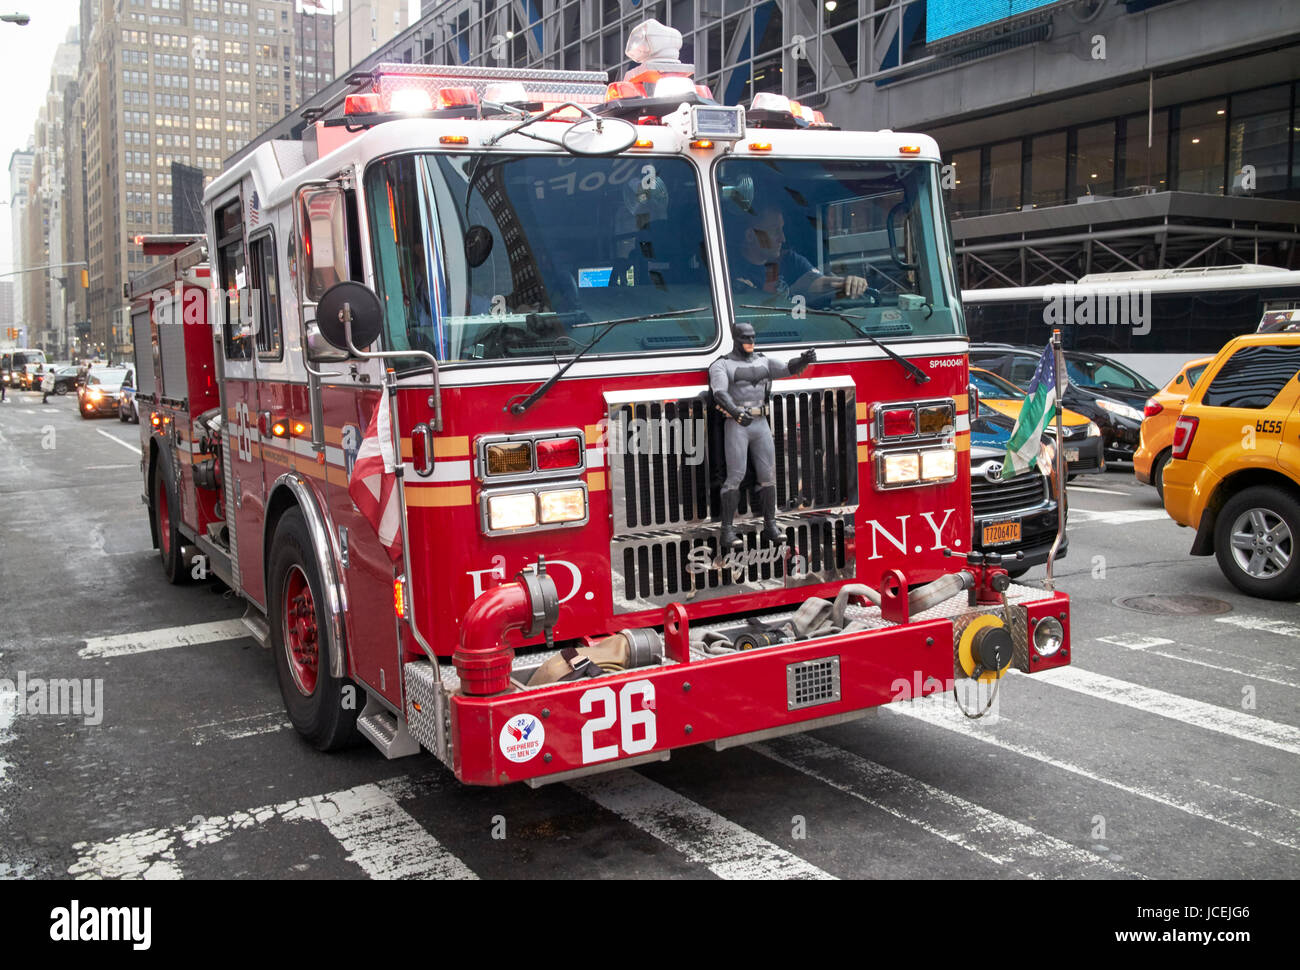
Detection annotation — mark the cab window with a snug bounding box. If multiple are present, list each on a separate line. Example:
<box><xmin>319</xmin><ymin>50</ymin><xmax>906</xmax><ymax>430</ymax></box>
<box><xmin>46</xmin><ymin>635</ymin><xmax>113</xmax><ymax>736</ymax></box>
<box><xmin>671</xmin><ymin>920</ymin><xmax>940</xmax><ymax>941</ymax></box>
<box><xmin>1202</xmin><ymin>345</ymin><xmax>1300</xmax><ymax>409</ymax></box>
<box><xmin>216</xmin><ymin>198</ymin><xmax>251</xmax><ymax>360</ymax></box>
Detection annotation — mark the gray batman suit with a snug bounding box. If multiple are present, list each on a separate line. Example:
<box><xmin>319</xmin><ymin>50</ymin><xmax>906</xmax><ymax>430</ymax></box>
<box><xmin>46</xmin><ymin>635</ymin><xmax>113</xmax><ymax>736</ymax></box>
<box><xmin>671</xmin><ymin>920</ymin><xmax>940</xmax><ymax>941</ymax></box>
<box><xmin>709</xmin><ymin>349</ymin><xmax>808</xmax><ymax>489</ymax></box>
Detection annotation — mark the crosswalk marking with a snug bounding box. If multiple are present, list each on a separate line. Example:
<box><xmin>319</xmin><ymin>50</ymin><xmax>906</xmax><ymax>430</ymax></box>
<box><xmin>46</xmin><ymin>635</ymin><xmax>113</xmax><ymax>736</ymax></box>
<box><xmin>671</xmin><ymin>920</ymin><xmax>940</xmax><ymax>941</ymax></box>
<box><xmin>754</xmin><ymin>734</ymin><xmax>1139</xmax><ymax>878</ymax></box>
<box><xmin>1216</xmin><ymin>614</ymin><xmax>1300</xmax><ymax>640</ymax></box>
<box><xmin>568</xmin><ymin>771</ymin><xmax>834</xmax><ymax>880</ymax></box>
<box><xmin>187</xmin><ymin>712</ymin><xmax>291</xmax><ymax>746</ymax></box>
<box><xmin>887</xmin><ymin>697</ymin><xmax>1300</xmax><ymax>854</ymax></box>
<box><xmin>80</xmin><ymin>620</ymin><xmax>249</xmax><ymax>659</ymax></box>
<box><xmin>1096</xmin><ymin>635</ymin><xmax>1300</xmax><ymax>688</ymax></box>
<box><xmin>1035</xmin><ymin>666</ymin><xmax>1300</xmax><ymax>755</ymax></box>
<box><xmin>69</xmin><ymin>775</ymin><xmax>473</xmax><ymax>880</ymax></box>
<box><xmin>1068</xmin><ymin>485</ymin><xmax>1131</xmax><ymax>495</ymax></box>
<box><xmin>1069</xmin><ymin>508</ymin><xmax>1170</xmax><ymax>526</ymax></box>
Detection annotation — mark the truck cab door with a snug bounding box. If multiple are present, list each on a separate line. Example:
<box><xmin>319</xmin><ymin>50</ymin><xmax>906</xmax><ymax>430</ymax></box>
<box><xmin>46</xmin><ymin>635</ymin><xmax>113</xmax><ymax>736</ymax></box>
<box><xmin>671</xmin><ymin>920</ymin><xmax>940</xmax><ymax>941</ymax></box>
<box><xmin>214</xmin><ymin>194</ymin><xmax>270</xmax><ymax>607</ymax></box>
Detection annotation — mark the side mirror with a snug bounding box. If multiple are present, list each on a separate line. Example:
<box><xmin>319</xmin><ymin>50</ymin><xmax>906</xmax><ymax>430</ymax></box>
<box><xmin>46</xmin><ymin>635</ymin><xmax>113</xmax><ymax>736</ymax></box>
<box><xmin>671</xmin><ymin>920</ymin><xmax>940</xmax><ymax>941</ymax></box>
<box><xmin>316</xmin><ymin>281</ymin><xmax>383</xmax><ymax>355</ymax></box>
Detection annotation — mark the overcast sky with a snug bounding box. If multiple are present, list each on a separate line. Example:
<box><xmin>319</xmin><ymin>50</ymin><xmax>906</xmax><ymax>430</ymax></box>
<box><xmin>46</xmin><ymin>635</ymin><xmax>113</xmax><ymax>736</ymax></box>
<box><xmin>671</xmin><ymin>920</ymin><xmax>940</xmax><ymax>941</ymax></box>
<box><xmin>2</xmin><ymin>0</ymin><xmax>419</xmax><ymax>276</ymax></box>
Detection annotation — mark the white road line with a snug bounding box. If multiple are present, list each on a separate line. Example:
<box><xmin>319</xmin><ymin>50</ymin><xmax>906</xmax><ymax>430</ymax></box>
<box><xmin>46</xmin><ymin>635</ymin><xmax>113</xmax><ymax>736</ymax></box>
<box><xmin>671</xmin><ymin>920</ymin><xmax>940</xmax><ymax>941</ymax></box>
<box><xmin>94</xmin><ymin>428</ymin><xmax>142</xmax><ymax>455</ymax></box>
<box><xmin>1097</xmin><ymin>635</ymin><xmax>1175</xmax><ymax>650</ymax></box>
<box><xmin>1216</xmin><ymin>615</ymin><xmax>1300</xmax><ymax>640</ymax></box>
<box><xmin>1069</xmin><ymin>508</ymin><xmax>1170</xmax><ymax>526</ymax></box>
<box><xmin>187</xmin><ymin>712</ymin><xmax>291</xmax><ymax>746</ymax></box>
<box><xmin>80</xmin><ymin>619</ymin><xmax>249</xmax><ymax>659</ymax></box>
<box><xmin>1068</xmin><ymin>485</ymin><xmax>1131</xmax><ymax>496</ymax></box>
<box><xmin>1035</xmin><ymin>666</ymin><xmax>1300</xmax><ymax>756</ymax></box>
<box><xmin>84</xmin><ymin>464</ymin><xmax>134</xmax><ymax>470</ymax></box>
<box><xmin>886</xmin><ymin>698</ymin><xmax>1300</xmax><ymax>854</ymax></box>
<box><xmin>568</xmin><ymin>771</ymin><xmax>834</xmax><ymax>880</ymax></box>
<box><xmin>1096</xmin><ymin>635</ymin><xmax>1300</xmax><ymax>689</ymax></box>
<box><xmin>69</xmin><ymin>774</ymin><xmax>474</xmax><ymax>880</ymax></box>
<box><xmin>754</xmin><ymin>734</ymin><xmax>1139</xmax><ymax>878</ymax></box>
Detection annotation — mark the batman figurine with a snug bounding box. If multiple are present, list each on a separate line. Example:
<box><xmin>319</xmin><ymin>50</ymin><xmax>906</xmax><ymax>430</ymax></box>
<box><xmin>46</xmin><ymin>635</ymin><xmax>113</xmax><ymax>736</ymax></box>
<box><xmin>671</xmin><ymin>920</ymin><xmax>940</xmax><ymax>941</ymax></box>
<box><xmin>709</xmin><ymin>322</ymin><xmax>816</xmax><ymax>548</ymax></box>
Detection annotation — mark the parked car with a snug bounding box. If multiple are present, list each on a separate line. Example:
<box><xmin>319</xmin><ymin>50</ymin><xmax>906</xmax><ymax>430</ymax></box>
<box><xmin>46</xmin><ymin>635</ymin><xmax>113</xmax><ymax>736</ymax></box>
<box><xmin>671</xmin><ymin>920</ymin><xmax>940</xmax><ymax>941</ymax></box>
<box><xmin>1162</xmin><ymin>332</ymin><xmax>1300</xmax><ymax>599</ymax></box>
<box><xmin>40</xmin><ymin>364</ymin><xmax>80</xmax><ymax>397</ymax></box>
<box><xmin>970</xmin><ymin>344</ymin><xmax>1157</xmax><ymax>462</ymax></box>
<box><xmin>78</xmin><ymin>367</ymin><xmax>130</xmax><ymax>419</ymax></box>
<box><xmin>969</xmin><ymin>438</ymin><xmax>1067</xmax><ymax>579</ymax></box>
<box><xmin>970</xmin><ymin>366</ymin><xmax>1103</xmax><ymax>477</ymax></box>
<box><xmin>117</xmin><ymin>370</ymin><xmax>139</xmax><ymax>423</ymax></box>
<box><xmin>1134</xmin><ymin>355</ymin><xmax>1214</xmax><ymax>500</ymax></box>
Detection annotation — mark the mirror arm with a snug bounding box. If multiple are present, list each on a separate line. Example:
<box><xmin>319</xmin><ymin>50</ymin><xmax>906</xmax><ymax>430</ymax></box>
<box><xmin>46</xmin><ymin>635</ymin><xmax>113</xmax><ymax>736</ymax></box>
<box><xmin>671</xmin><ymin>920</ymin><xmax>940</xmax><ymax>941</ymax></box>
<box><xmin>483</xmin><ymin>101</ymin><xmax>599</xmax><ymax>147</ymax></box>
<box><xmin>342</xmin><ymin>302</ymin><xmax>443</xmax><ymax>432</ymax></box>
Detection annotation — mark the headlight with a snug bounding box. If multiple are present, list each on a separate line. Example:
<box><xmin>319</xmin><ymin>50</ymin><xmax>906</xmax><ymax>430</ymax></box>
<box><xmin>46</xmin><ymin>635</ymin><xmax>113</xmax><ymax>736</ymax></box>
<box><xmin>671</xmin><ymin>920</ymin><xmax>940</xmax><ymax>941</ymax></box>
<box><xmin>1033</xmin><ymin>616</ymin><xmax>1065</xmax><ymax>656</ymax></box>
<box><xmin>486</xmin><ymin>492</ymin><xmax>537</xmax><ymax>531</ymax></box>
<box><xmin>920</xmin><ymin>449</ymin><xmax>956</xmax><ymax>481</ymax></box>
<box><xmin>1095</xmin><ymin>399</ymin><xmax>1142</xmax><ymax>422</ymax></box>
<box><xmin>1086</xmin><ymin>421</ymin><xmax>1101</xmax><ymax>437</ymax></box>
<box><xmin>883</xmin><ymin>452</ymin><xmax>920</xmax><ymax>484</ymax></box>
<box><xmin>538</xmin><ymin>487</ymin><xmax>585</xmax><ymax>524</ymax></box>
<box><xmin>87</xmin><ymin>389</ymin><xmax>102</xmax><ymax>401</ymax></box>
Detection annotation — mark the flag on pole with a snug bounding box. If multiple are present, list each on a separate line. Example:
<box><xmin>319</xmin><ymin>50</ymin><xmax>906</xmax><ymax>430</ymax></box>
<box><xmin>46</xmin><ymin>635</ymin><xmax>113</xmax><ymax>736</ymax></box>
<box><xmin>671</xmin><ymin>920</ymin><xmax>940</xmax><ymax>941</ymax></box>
<box><xmin>1000</xmin><ymin>342</ymin><xmax>1058</xmax><ymax>480</ymax></box>
<box><xmin>348</xmin><ymin>386</ymin><xmax>403</xmax><ymax>561</ymax></box>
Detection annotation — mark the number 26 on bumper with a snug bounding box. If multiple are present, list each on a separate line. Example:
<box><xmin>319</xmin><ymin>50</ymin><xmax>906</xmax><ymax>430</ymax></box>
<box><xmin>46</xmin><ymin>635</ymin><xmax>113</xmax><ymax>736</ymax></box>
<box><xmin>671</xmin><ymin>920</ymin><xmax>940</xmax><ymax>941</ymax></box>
<box><xmin>580</xmin><ymin>680</ymin><xmax>657</xmax><ymax>764</ymax></box>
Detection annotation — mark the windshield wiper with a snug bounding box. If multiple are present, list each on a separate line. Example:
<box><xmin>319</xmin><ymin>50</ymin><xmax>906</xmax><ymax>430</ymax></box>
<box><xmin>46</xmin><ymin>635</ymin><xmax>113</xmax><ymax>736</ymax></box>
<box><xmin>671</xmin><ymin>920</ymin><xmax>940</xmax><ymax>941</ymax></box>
<box><xmin>737</xmin><ymin>304</ymin><xmax>930</xmax><ymax>384</ymax></box>
<box><xmin>509</xmin><ymin>306</ymin><xmax>710</xmax><ymax>415</ymax></box>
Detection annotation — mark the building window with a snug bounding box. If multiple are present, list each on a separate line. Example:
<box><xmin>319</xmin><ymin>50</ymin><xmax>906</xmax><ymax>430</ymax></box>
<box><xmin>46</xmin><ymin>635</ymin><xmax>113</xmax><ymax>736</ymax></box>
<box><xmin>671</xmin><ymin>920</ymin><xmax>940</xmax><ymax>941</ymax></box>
<box><xmin>1175</xmin><ymin>98</ymin><xmax>1227</xmax><ymax>195</ymax></box>
<box><xmin>1228</xmin><ymin>85</ymin><xmax>1291</xmax><ymax>194</ymax></box>
<box><xmin>1028</xmin><ymin>131</ymin><xmax>1066</xmax><ymax>209</ymax></box>
<box><xmin>1071</xmin><ymin>121</ymin><xmax>1115</xmax><ymax>200</ymax></box>
<box><xmin>947</xmin><ymin>148</ymin><xmax>980</xmax><ymax>218</ymax></box>
<box><xmin>987</xmin><ymin>140</ymin><xmax>1022</xmax><ymax>214</ymax></box>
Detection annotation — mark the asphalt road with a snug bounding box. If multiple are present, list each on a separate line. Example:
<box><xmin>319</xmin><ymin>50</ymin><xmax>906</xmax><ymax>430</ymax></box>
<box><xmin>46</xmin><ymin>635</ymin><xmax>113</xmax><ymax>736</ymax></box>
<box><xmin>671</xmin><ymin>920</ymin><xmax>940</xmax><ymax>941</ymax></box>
<box><xmin>1</xmin><ymin>386</ymin><xmax>1297</xmax><ymax>880</ymax></box>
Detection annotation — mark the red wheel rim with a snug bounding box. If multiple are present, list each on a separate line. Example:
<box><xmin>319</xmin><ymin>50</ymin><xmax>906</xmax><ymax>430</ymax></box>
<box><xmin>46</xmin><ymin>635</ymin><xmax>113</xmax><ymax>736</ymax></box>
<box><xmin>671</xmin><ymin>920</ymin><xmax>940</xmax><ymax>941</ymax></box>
<box><xmin>282</xmin><ymin>564</ymin><xmax>320</xmax><ymax>696</ymax></box>
<box><xmin>158</xmin><ymin>485</ymin><xmax>171</xmax><ymax>557</ymax></box>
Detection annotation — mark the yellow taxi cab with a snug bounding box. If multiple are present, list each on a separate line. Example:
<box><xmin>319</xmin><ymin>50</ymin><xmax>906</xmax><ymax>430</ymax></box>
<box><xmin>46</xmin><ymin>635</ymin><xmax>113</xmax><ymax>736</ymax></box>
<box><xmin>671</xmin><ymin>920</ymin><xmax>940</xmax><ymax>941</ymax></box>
<box><xmin>969</xmin><ymin>367</ymin><xmax>1104</xmax><ymax>476</ymax></box>
<box><xmin>1134</xmin><ymin>355</ymin><xmax>1214</xmax><ymax>500</ymax></box>
<box><xmin>1162</xmin><ymin>332</ymin><xmax>1300</xmax><ymax>599</ymax></box>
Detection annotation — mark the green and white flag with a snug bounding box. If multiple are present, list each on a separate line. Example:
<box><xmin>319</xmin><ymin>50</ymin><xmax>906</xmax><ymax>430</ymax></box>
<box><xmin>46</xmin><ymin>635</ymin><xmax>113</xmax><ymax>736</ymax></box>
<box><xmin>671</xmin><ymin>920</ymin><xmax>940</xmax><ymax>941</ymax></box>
<box><xmin>1000</xmin><ymin>343</ymin><xmax>1057</xmax><ymax>480</ymax></box>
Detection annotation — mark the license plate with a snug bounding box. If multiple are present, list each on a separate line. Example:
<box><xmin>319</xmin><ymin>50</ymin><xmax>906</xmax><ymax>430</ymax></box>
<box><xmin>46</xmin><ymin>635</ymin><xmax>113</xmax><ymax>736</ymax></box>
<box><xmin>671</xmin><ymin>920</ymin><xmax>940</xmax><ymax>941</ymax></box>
<box><xmin>982</xmin><ymin>520</ymin><xmax>1021</xmax><ymax>546</ymax></box>
<box><xmin>1065</xmin><ymin>448</ymin><xmax>1080</xmax><ymax>462</ymax></box>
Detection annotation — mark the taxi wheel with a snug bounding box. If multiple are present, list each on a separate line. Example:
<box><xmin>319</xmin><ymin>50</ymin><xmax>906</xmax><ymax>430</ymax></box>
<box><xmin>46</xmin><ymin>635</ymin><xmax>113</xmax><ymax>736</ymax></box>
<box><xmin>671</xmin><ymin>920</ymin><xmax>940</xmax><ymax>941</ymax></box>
<box><xmin>268</xmin><ymin>509</ymin><xmax>360</xmax><ymax>751</ymax></box>
<box><xmin>1152</xmin><ymin>450</ymin><xmax>1172</xmax><ymax>502</ymax></box>
<box><xmin>1214</xmin><ymin>486</ymin><xmax>1300</xmax><ymax>600</ymax></box>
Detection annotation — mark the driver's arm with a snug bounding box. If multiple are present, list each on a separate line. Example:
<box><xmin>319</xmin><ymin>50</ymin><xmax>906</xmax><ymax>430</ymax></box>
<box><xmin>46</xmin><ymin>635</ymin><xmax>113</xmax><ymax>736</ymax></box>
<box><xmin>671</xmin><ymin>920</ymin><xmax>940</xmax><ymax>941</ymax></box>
<box><xmin>786</xmin><ymin>251</ymin><xmax>868</xmax><ymax>299</ymax></box>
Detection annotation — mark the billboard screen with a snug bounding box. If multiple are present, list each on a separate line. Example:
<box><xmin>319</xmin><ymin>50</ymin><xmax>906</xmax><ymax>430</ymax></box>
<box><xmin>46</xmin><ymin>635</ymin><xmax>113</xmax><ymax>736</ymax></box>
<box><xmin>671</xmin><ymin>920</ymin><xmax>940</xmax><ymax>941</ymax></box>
<box><xmin>926</xmin><ymin>0</ymin><xmax>1067</xmax><ymax>44</ymax></box>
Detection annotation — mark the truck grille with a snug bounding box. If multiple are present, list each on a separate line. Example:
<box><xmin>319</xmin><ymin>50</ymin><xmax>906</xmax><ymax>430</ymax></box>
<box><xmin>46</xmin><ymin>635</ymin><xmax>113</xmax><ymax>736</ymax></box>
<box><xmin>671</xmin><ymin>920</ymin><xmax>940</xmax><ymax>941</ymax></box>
<box><xmin>606</xmin><ymin>378</ymin><xmax>858</xmax><ymax>613</ymax></box>
<box><xmin>608</xmin><ymin>379</ymin><xmax>858</xmax><ymax>532</ymax></box>
<box><xmin>971</xmin><ymin>464</ymin><xmax>1048</xmax><ymax>519</ymax></box>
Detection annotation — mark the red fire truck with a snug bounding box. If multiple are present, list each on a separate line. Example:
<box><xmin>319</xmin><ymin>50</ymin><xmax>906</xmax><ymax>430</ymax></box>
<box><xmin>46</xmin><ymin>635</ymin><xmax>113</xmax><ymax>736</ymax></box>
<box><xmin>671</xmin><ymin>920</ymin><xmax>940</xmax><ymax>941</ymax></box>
<box><xmin>128</xmin><ymin>22</ymin><xmax>1071</xmax><ymax>787</ymax></box>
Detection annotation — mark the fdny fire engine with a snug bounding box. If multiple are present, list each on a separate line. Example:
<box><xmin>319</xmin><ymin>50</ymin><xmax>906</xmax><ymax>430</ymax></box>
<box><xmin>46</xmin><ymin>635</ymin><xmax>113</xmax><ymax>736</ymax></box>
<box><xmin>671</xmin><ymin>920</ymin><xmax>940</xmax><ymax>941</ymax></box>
<box><xmin>128</xmin><ymin>22</ymin><xmax>1071</xmax><ymax>787</ymax></box>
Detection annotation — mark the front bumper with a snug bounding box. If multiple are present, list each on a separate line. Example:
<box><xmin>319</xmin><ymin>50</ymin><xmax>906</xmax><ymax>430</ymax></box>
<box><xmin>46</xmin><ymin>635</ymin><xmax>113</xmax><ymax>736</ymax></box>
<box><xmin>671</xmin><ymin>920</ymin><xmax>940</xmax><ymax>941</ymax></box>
<box><xmin>1063</xmin><ymin>435</ymin><xmax>1105</xmax><ymax>475</ymax></box>
<box><xmin>407</xmin><ymin>584</ymin><xmax>1072</xmax><ymax>787</ymax></box>
<box><xmin>1103</xmin><ymin>419</ymin><xmax>1142</xmax><ymax>460</ymax></box>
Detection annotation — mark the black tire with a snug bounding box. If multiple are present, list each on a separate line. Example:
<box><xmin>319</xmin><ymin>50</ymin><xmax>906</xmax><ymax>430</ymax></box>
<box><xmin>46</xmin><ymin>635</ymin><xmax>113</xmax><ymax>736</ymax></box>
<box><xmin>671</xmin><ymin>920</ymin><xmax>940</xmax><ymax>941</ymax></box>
<box><xmin>1152</xmin><ymin>449</ymin><xmax>1172</xmax><ymax>503</ymax></box>
<box><xmin>118</xmin><ymin>405</ymin><xmax>128</xmax><ymax>422</ymax></box>
<box><xmin>1005</xmin><ymin>566</ymin><xmax>1030</xmax><ymax>579</ymax></box>
<box><xmin>268</xmin><ymin>509</ymin><xmax>360</xmax><ymax>751</ymax></box>
<box><xmin>1213</xmin><ymin>486</ymin><xmax>1300</xmax><ymax>600</ymax></box>
<box><xmin>55</xmin><ymin>384</ymin><xmax>68</xmax><ymax>396</ymax></box>
<box><xmin>152</xmin><ymin>455</ymin><xmax>188</xmax><ymax>585</ymax></box>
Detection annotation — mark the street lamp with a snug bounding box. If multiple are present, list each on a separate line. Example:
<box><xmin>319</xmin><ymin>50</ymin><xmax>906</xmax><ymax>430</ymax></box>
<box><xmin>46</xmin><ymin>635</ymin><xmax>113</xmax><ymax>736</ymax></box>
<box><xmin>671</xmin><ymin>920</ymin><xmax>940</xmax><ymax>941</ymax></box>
<box><xmin>1</xmin><ymin>13</ymin><xmax>31</xmax><ymax>24</ymax></box>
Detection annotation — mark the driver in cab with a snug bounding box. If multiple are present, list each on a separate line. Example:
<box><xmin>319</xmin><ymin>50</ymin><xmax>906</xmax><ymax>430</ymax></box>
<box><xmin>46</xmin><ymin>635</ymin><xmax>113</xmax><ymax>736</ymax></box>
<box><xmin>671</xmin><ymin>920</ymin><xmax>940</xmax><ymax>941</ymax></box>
<box><xmin>730</xmin><ymin>204</ymin><xmax>870</xmax><ymax>305</ymax></box>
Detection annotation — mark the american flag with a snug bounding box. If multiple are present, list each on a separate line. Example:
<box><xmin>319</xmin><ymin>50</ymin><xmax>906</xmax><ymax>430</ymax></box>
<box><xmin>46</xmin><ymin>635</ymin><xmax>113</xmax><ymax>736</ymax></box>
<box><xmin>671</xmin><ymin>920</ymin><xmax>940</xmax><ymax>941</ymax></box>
<box><xmin>348</xmin><ymin>386</ymin><xmax>403</xmax><ymax>562</ymax></box>
<box><xmin>248</xmin><ymin>190</ymin><xmax>260</xmax><ymax>226</ymax></box>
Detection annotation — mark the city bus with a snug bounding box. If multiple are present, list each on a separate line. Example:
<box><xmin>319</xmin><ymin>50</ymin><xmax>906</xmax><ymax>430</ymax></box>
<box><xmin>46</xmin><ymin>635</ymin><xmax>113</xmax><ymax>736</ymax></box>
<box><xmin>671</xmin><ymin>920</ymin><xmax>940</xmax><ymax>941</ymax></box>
<box><xmin>962</xmin><ymin>265</ymin><xmax>1300</xmax><ymax>386</ymax></box>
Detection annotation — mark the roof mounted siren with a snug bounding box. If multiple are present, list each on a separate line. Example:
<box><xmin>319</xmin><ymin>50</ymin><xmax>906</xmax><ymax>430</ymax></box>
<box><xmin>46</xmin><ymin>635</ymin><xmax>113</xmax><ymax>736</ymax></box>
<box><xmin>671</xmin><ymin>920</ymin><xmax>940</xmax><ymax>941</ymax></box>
<box><xmin>596</xmin><ymin>19</ymin><xmax>731</xmax><ymax>128</ymax></box>
<box><xmin>747</xmin><ymin>93</ymin><xmax>833</xmax><ymax>130</ymax></box>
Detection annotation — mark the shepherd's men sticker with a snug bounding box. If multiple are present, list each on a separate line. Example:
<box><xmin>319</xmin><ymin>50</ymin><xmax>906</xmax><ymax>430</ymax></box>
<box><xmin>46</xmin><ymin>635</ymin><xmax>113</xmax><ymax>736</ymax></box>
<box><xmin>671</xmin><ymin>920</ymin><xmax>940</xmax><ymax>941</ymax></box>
<box><xmin>499</xmin><ymin>713</ymin><xmax>545</xmax><ymax>763</ymax></box>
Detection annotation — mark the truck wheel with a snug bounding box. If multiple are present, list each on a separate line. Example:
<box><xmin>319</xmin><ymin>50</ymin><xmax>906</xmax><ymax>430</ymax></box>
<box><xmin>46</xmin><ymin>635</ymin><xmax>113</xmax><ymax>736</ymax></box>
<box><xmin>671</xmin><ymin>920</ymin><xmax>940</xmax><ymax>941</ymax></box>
<box><xmin>1152</xmin><ymin>449</ymin><xmax>1172</xmax><ymax>502</ymax></box>
<box><xmin>268</xmin><ymin>509</ymin><xmax>360</xmax><ymax>751</ymax></box>
<box><xmin>152</xmin><ymin>457</ymin><xmax>188</xmax><ymax>585</ymax></box>
<box><xmin>1214</xmin><ymin>486</ymin><xmax>1300</xmax><ymax>600</ymax></box>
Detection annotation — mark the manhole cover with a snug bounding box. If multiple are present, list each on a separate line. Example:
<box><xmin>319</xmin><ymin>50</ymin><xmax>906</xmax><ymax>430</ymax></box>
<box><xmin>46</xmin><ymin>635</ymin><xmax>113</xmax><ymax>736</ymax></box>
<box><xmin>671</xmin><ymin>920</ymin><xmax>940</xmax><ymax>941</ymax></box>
<box><xmin>1113</xmin><ymin>594</ymin><xmax>1233</xmax><ymax>616</ymax></box>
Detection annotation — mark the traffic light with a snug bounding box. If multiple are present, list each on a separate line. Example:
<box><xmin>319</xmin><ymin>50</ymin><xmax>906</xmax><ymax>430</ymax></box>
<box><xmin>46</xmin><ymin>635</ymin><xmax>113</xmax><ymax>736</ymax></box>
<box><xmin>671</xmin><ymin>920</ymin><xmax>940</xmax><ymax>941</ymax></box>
<box><xmin>81</xmin><ymin>269</ymin><xmax>89</xmax><ymax>289</ymax></box>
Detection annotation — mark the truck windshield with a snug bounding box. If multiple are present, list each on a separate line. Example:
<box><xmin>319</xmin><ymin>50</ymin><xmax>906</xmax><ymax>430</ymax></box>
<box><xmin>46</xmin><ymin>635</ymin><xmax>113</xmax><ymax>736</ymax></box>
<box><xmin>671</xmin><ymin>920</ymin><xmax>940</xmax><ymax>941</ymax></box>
<box><xmin>716</xmin><ymin>158</ymin><xmax>963</xmax><ymax>345</ymax></box>
<box><xmin>365</xmin><ymin>153</ymin><xmax>719</xmax><ymax>367</ymax></box>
